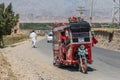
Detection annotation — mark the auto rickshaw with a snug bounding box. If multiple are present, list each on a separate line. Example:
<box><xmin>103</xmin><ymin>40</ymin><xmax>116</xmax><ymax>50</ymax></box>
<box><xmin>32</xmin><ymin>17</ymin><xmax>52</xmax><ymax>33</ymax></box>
<box><xmin>52</xmin><ymin>17</ymin><xmax>97</xmax><ymax>73</ymax></box>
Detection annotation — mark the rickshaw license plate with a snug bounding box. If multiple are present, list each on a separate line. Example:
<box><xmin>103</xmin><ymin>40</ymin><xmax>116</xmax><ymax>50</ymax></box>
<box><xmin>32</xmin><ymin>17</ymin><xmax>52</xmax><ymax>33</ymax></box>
<box><xmin>78</xmin><ymin>38</ymin><xmax>84</xmax><ymax>42</ymax></box>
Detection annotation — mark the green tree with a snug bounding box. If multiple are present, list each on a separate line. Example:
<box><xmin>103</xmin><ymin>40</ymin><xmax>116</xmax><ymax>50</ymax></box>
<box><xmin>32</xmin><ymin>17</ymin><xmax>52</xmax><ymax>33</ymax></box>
<box><xmin>109</xmin><ymin>23</ymin><xmax>118</xmax><ymax>28</ymax></box>
<box><xmin>0</xmin><ymin>3</ymin><xmax>19</xmax><ymax>47</ymax></box>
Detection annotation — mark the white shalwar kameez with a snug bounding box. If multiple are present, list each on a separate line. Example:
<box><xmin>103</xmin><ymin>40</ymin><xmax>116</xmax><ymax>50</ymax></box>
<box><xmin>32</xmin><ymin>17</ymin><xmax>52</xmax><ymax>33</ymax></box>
<box><xmin>29</xmin><ymin>32</ymin><xmax>37</xmax><ymax>47</ymax></box>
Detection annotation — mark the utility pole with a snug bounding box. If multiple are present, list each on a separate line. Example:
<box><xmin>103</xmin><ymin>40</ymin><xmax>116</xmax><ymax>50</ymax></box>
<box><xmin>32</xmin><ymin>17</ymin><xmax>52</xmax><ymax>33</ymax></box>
<box><xmin>76</xmin><ymin>6</ymin><xmax>85</xmax><ymax>19</ymax></box>
<box><xmin>90</xmin><ymin>0</ymin><xmax>93</xmax><ymax>25</ymax></box>
<box><xmin>31</xmin><ymin>13</ymin><xmax>33</xmax><ymax>23</ymax></box>
<box><xmin>118</xmin><ymin>0</ymin><xmax>120</xmax><ymax>26</ymax></box>
<box><xmin>112</xmin><ymin>0</ymin><xmax>120</xmax><ymax>27</ymax></box>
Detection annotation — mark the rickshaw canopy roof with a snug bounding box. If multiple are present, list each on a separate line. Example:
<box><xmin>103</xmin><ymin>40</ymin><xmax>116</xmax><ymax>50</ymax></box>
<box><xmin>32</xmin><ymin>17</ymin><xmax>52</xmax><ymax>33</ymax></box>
<box><xmin>53</xmin><ymin>26</ymin><xmax>69</xmax><ymax>32</ymax></box>
<box><xmin>70</xmin><ymin>21</ymin><xmax>91</xmax><ymax>29</ymax></box>
<box><xmin>52</xmin><ymin>21</ymin><xmax>91</xmax><ymax>32</ymax></box>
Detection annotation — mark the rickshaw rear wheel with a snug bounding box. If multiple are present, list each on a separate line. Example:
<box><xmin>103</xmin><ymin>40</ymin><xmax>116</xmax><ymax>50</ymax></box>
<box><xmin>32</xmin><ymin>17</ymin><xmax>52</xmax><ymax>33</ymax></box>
<box><xmin>78</xmin><ymin>63</ymin><xmax>87</xmax><ymax>74</ymax></box>
<box><xmin>79</xmin><ymin>58</ymin><xmax>87</xmax><ymax>74</ymax></box>
<box><xmin>81</xmin><ymin>64</ymin><xmax>87</xmax><ymax>74</ymax></box>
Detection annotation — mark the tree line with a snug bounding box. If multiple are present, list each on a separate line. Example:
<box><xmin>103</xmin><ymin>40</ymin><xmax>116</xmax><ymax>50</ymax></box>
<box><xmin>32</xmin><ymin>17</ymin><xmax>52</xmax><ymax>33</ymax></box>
<box><xmin>0</xmin><ymin>3</ymin><xmax>19</xmax><ymax>47</ymax></box>
<box><xmin>20</xmin><ymin>23</ymin><xmax>52</xmax><ymax>30</ymax></box>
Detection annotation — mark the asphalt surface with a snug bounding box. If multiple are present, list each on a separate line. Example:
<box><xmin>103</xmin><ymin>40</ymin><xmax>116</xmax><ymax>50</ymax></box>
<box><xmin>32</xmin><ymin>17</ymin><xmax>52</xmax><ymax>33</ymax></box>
<box><xmin>35</xmin><ymin>38</ymin><xmax>120</xmax><ymax>80</ymax></box>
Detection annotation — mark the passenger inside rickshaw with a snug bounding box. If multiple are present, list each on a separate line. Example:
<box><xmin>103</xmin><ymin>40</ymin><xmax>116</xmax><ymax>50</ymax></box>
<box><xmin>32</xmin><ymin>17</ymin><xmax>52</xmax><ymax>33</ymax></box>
<box><xmin>60</xmin><ymin>31</ymin><xmax>67</xmax><ymax>44</ymax></box>
<box><xmin>60</xmin><ymin>31</ymin><xmax>70</xmax><ymax>45</ymax></box>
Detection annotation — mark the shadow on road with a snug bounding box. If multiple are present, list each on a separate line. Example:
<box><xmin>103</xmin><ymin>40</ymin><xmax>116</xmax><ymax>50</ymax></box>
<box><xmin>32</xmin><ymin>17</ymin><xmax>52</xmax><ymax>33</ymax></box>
<box><xmin>59</xmin><ymin>66</ymin><xmax>96</xmax><ymax>73</ymax></box>
<box><xmin>87</xmin><ymin>66</ymin><xmax>96</xmax><ymax>72</ymax></box>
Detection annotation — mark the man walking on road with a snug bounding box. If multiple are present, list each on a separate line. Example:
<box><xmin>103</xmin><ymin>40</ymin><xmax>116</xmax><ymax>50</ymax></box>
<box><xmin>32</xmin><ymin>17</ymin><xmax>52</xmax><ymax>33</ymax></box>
<box><xmin>29</xmin><ymin>30</ymin><xmax>37</xmax><ymax>48</ymax></box>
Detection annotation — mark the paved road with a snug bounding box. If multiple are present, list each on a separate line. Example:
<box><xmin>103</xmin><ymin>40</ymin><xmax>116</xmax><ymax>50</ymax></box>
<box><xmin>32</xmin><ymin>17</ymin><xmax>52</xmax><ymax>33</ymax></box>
<box><xmin>36</xmin><ymin>38</ymin><xmax>120</xmax><ymax>80</ymax></box>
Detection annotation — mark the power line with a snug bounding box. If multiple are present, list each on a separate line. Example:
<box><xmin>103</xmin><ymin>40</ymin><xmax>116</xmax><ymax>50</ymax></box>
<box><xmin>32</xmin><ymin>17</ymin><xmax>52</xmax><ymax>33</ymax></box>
<box><xmin>76</xmin><ymin>6</ymin><xmax>86</xmax><ymax>19</ymax></box>
<box><xmin>77</xmin><ymin>0</ymin><xmax>93</xmax><ymax>26</ymax></box>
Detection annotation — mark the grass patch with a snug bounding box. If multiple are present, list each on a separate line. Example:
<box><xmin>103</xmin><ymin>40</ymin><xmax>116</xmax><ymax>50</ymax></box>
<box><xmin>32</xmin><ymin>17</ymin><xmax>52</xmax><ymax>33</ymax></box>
<box><xmin>3</xmin><ymin>34</ymin><xmax>29</xmax><ymax>46</ymax></box>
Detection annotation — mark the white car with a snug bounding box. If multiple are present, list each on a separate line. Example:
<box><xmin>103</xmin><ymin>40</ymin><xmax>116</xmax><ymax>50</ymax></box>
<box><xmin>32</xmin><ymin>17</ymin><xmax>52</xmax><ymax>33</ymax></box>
<box><xmin>47</xmin><ymin>32</ymin><xmax>53</xmax><ymax>43</ymax></box>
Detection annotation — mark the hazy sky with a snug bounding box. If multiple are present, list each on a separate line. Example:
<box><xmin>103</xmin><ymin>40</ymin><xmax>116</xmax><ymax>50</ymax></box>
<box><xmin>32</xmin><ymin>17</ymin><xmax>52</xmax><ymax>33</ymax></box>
<box><xmin>0</xmin><ymin>0</ymin><xmax>114</xmax><ymax>22</ymax></box>
<box><xmin>0</xmin><ymin>0</ymin><xmax>113</xmax><ymax>14</ymax></box>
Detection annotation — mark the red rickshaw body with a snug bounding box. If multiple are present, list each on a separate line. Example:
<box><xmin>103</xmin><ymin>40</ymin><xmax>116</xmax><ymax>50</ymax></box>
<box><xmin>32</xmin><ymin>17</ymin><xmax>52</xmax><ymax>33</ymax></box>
<box><xmin>52</xmin><ymin>19</ymin><xmax>93</xmax><ymax>67</ymax></box>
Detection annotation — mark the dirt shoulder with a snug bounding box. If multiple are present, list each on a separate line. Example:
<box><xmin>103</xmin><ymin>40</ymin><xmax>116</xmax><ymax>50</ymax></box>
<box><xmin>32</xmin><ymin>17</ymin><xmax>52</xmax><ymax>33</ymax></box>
<box><xmin>1</xmin><ymin>37</ymin><xmax>75</xmax><ymax>80</ymax></box>
<box><xmin>0</xmin><ymin>51</ymin><xmax>17</xmax><ymax>80</ymax></box>
<box><xmin>95</xmin><ymin>37</ymin><xmax>120</xmax><ymax>52</ymax></box>
<box><xmin>1</xmin><ymin>37</ymin><xmax>47</xmax><ymax>80</ymax></box>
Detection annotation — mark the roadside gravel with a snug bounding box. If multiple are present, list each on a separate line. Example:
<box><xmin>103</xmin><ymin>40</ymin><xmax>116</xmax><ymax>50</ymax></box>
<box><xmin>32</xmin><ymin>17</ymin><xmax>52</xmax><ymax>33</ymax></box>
<box><xmin>1</xmin><ymin>37</ymin><xmax>75</xmax><ymax>80</ymax></box>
